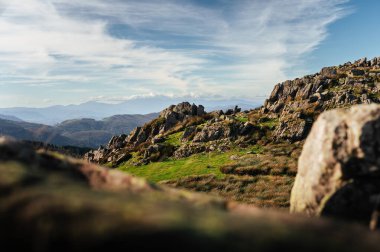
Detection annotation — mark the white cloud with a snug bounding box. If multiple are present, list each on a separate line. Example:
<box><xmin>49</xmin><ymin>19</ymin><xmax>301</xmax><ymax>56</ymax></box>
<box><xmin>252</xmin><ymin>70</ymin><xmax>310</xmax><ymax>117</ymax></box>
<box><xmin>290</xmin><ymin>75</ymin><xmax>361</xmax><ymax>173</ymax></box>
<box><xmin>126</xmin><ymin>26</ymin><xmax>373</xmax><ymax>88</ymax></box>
<box><xmin>0</xmin><ymin>0</ymin><xmax>351</xmax><ymax>107</ymax></box>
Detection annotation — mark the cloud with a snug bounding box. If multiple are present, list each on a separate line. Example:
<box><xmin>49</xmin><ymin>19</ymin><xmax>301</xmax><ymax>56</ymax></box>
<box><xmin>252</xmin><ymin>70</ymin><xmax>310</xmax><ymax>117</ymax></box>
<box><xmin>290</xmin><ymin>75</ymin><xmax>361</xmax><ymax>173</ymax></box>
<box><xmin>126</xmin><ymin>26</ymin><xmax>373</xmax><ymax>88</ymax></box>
<box><xmin>0</xmin><ymin>0</ymin><xmax>351</xmax><ymax>107</ymax></box>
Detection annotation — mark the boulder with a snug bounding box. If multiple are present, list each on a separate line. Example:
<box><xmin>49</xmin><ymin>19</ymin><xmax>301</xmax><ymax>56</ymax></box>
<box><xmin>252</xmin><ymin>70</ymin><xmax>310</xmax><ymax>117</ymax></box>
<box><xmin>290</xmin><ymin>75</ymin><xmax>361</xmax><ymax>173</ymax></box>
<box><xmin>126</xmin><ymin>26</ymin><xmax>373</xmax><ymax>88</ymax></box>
<box><xmin>143</xmin><ymin>143</ymin><xmax>176</xmax><ymax>162</ymax></box>
<box><xmin>290</xmin><ymin>104</ymin><xmax>380</xmax><ymax>228</ymax></box>
<box><xmin>160</xmin><ymin>102</ymin><xmax>205</xmax><ymax>118</ymax></box>
<box><xmin>173</xmin><ymin>143</ymin><xmax>207</xmax><ymax>158</ymax></box>
<box><xmin>182</xmin><ymin>126</ymin><xmax>197</xmax><ymax>142</ymax></box>
<box><xmin>107</xmin><ymin>135</ymin><xmax>127</xmax><ymax>149</ymax></box>
<box><xmin>192</xmin><ymin>122</ymin><xmax>240</xmax><ymax>143</ymax></box>
<box><xmin>348</xmin><ymin>69</ymin><xmax>365</xmax><ymax>77</ymax></box>
<box><xmin>273</xmin><ymin>112</ymin><xmax>311</xmax><ymax>142</ymax></box>
<box><xmin>320</xmin><ymin>67</ymin><xmax>337</xmax><ymax>78</ymax></box>
<box><xmin>234</xmin><ymin>105</ymin><xmax>241</xmax><ymax>114</ymax></box>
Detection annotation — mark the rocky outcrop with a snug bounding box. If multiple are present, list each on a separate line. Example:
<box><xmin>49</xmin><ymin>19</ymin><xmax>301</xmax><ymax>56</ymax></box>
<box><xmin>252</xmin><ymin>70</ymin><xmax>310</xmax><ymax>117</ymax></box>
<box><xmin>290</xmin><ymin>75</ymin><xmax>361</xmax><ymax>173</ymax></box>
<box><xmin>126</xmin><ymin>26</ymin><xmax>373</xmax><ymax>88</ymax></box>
<box><xmin>85</xmin><ymin>102</ymin><xmax>263</xmax><ymax>166</ymax></box>
<box><xmin>173</xmin><ymin>139</ymin><xmax>231</xmax><ymax>159</ymax></box>
<box><xmin>159</xmin><ymin>102</ymin><xmax>205</xmax><ymax>132</ymax></box>
<box><xmin>263</xmin><ymin>57</ymin><xmax>380</xmax><ymax>141</ymax></box>
<box><xmin>85</xmin><ymin>102</ymin><xmax>208</xmax><ymax>166</ymax></box>
<box><xmin>193</xmin><ymin>121</ymin><xmax>240</xmax><ymax>143</ymax></box>
<box><xmin>290</xmin><ymin>104</ymin><xmax>380</xmax><ymax>229</ymax></box>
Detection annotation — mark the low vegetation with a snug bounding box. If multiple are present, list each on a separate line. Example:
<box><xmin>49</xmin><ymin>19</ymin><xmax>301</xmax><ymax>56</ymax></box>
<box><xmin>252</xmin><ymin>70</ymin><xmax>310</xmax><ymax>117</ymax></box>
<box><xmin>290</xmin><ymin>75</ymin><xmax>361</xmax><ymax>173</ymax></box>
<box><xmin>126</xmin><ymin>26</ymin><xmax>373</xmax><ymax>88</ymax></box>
<box><xmin>162</xmin><ymin>174</ymin><xmax>294</xmax><ymax>208</ymax></box>
<box><xmin>118</xmin><ymin>149</ymin><xmax>244</xmax><ymax>182</ymax></box>
<box><xmin>118</xmin><ymin>141</ymin><xmax>302</xmax><ymax>208</ymax></box>
<box><xmin>164</xmin><ymin>131</ymin><xmax>183</xmax><ymax>147</ymax></box>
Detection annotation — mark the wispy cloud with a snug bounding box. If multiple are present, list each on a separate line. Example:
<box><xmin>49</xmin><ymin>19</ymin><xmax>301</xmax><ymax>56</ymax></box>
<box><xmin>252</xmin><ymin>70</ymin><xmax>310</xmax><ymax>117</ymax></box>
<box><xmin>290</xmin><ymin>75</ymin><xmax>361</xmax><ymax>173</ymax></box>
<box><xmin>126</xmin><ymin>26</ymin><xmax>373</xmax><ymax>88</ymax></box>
<box><xmin>0</xmin><ymin>0</ymin><xmax>351</xmax><ymax>107</ymax></box>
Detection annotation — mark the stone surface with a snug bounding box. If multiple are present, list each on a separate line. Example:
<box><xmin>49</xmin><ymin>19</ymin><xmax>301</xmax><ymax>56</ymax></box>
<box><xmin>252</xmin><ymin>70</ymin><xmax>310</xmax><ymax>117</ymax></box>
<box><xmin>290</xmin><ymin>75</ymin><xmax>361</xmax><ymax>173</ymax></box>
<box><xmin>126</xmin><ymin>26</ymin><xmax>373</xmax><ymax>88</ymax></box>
<box><xmin>290</xmin><ymin>104</ymin><xmax>380</xmax><ymax>227</ymax></box>
<box><xmin>263</xmin><ymin>56</ymin><xmax>380</xmax><ymax>141</ymax></box>
<box><xmin>85</xmin><ymin>102</ymin><xmax>209</xmax><ymax>166</ymax></box>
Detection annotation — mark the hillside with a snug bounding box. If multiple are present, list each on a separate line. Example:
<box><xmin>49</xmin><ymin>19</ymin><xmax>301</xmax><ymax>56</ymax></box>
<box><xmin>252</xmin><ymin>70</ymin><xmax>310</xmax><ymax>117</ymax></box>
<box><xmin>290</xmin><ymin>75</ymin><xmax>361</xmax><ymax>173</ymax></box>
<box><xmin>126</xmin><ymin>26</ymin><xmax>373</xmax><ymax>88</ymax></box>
<box><xmin>0</xmin><ymin>113</ymin><xmax>158</xmax><ymax>148</ymax></box>
<box><xmin>86</xmin><ymin>56</ymin><xmax>380</xmax><ymax>208</ymax></box>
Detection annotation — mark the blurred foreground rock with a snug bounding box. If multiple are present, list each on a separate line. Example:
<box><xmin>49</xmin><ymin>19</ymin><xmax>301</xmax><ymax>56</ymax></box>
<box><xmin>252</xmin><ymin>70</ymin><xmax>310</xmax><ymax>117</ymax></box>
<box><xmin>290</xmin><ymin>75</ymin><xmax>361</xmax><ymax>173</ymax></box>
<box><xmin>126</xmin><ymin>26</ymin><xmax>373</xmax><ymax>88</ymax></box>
<box><xmin>291</xmin><ymin>104</ymin><xmax>380</xmax><ymax>229</ymax></box>
<box><xmin>1</xmin><ymin>137</ymin><xmax>380</xmax><ymax>251</ymax></box>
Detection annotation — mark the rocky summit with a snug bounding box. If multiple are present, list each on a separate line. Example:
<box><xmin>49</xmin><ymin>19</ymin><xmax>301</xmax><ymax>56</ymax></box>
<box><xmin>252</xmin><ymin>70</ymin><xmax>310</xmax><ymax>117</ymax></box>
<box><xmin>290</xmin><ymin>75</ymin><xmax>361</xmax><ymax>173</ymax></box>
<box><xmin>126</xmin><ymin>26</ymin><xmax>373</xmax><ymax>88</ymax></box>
<box><xmin>84</xmin><ymin>102</ymin><xmax>261</xmax><ymax>167</ymax></box>
<box><xmin>263</xmin><ymin>57</ymin><xmax>380</xmax><ymax>141</ymax></box>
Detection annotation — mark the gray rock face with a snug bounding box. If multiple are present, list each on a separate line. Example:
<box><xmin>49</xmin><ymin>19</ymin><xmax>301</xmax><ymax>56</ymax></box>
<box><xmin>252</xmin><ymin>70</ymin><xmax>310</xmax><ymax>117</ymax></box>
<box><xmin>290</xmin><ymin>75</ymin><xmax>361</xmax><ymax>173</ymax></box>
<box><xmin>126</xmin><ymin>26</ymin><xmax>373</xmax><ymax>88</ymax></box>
<box><xmin>143</xmin><ymin>143</ymin><xmax>176</xmax><ymax>163</ymax></box>
<box><xmin>181</xmin><ymin>126</ymin><xmax>198</xmax><ymax>142</ymax></box>
<box><xmin>320</xmin><ymin>67</ymin><xmax>337</xmax><ymax>78</ymax></box>
<box><xmin>192</xmin><ymin>121</ymin><xmax>248</xmax><ymax>143</ymax></box>
<box><xmin>348</xmin><ymin>69</ymin><xmax>365</xmax><ymax>77</ymax></box>
<box><xmin>290</xmin><ymin>104</ymin><xmax>380</xmax><ymax>227</ymax></box>
<box><xmin>108</xmin><ymin>135</ymin><xmax>127</xmax><ymax>149</ymax></box>
<box><xmin>263</xmin><ymin>56</ymin><xmax>380</xmax><ymax>142</ymax></box>
<box><xmin>158</xmin><ymin>102</ymin><xmax>205</xmax><ymax>132</ymax></box>
<box><xmin>85</xmin><ymin>102</ymin><xmax>208</xmax><ymax>166</ymax></box>
<box><xmin>160</xmin><ymin>102</ymin><xmax>205</xmax><ymax>119</ymax></box>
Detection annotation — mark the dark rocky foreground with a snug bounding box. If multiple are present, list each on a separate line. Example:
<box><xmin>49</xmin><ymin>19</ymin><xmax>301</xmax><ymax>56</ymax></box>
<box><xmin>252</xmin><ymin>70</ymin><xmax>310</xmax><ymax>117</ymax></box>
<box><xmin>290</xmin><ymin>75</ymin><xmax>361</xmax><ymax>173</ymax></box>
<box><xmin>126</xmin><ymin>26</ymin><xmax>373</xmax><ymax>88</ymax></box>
<box><xmin>2</xmin><ymin>136</ymin><xmax>380</xmax><ymax>251</ymax></box>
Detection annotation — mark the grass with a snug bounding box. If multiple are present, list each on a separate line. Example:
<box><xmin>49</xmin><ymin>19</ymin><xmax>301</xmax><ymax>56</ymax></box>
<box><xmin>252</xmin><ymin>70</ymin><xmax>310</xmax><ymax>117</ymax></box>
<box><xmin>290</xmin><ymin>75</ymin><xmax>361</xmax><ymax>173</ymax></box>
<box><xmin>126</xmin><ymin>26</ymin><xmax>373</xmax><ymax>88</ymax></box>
<box><xmin>248</xmin><ymin>145</ymin><xmax>264</xmax><ymax>154</ymax></box>
<box><xmin>116</xmin><ymin>141</ymin><xmax>303</xmax><ymax>208</ymax></box>
<box><xmin>118</xmin><ymin>149</ymin><xmax>247</xmax><ymax>183</ymax></box>
<box><xmin>236</xmin><ymin>116</ymin><xmax>248</xmax><ymax>123</ymax></box>
<box><xmin>258</xmin><ymin>118</ymin><xmax>279</xmax><ymax>129</ymax></box>
<box><xmin>164</xmin><ymin>131</ymin><xmax>184</xmax><ymax>147</ymax></box>
<box><xmin>162</xmin><ymin>174</ymin><xmax>295</xmax><ymax>208</ymax></box>
<box><xmin>159</xmin><ymin>141</ymin><xmax>302</xmax><ymax>208</ymax></box>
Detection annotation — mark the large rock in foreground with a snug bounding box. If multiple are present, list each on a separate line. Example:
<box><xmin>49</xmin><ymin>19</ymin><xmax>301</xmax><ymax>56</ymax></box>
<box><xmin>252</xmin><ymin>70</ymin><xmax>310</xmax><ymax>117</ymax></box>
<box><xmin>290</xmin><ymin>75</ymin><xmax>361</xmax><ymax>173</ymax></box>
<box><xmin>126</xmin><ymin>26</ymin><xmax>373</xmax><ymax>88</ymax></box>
<box><xmin>2</xmin><ymin>137</ymin><xmax>380</xmax><ymax>251</ymax></box>
<box><xmin>291</xmin><ymin>104</ymin><xmax>380</xmax><ymax>227</ymax></box>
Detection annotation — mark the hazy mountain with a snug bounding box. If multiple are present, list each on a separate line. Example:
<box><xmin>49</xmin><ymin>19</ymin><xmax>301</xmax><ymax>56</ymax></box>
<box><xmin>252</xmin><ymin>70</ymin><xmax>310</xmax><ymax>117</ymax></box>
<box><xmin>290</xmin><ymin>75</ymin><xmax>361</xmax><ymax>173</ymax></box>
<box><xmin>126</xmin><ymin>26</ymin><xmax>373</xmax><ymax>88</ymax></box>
<box><xmin>0</xmin><ymin>118</ymin><xmax>78</xmax><ymax>146</ymax></box>
<box><xmin>56</xmin><ymin>113</ymin><xmax>158</xmax><ymax>147</ymax></box>
<box><xmin>0</xmin><ymin>97</ymin><xmax>263</xmax><ymax>125</ymax></box>
<box><xmin>0</xmin><ymin>113</ymin><xmax>158</xmax><ymax>148</ymax></box>
<box><xmin>0</xmin><ymin>114</ymin><xmax>23</xmax><ymax>122</ymax></box>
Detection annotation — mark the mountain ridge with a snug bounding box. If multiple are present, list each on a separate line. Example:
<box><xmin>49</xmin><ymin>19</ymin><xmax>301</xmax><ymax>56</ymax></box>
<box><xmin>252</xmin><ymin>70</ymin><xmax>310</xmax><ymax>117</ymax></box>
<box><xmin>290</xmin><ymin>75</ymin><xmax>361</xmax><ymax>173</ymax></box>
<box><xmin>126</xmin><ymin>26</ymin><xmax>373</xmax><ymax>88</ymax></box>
<box><xmin>0</xmin><ymin>97</ymin><xmax>261</xmax><ymax>125</ymax></box>
<box><xmin>0</xmin><ymin>113</ymin><xmax>158</xmax><ymax>148</ymax></box>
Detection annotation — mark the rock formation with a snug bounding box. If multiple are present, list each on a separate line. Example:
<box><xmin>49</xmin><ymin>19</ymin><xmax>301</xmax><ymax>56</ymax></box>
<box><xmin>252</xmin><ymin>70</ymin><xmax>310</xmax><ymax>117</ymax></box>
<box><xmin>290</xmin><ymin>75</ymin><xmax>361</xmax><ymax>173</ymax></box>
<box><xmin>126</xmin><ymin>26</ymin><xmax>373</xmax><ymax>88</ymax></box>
<box><xmin>263</xmin><ymin>57</ymin><xmax>380</xmax><ymax>141</ymax></box>
<box><xmin>290</xmin><ymin>104</ymin><xmax>380</xmax><ymax>229</ymax></box>
<box><xmin>85</xmin><ymin>102</ymin><xmax>260</xmax><ymax>166</ymax></box>
<box><xmin>85</xmin><ymin>57</ymin><xmax>380</xmax><ymax>168</ymax></box>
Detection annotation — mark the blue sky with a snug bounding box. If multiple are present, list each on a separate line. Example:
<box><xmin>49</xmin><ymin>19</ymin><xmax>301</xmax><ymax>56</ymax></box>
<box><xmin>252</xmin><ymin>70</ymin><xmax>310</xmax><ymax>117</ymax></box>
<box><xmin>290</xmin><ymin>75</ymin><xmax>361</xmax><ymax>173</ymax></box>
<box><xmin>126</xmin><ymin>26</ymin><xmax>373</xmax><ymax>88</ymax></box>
<box><xmin>0</xmin><ymin>0</ymin><xmax>378</xmax><ymax>108</ymax></box>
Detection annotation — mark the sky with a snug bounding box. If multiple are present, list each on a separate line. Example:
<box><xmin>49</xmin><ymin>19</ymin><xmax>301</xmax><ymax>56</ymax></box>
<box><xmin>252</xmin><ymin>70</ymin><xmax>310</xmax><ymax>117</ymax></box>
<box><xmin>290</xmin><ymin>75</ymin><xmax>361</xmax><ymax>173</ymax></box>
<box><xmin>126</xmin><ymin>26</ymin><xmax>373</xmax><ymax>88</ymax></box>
<box><xmin>0</xmin><ymin>0</ymin><xmax>379</xmax><ymax>108</ymax></box>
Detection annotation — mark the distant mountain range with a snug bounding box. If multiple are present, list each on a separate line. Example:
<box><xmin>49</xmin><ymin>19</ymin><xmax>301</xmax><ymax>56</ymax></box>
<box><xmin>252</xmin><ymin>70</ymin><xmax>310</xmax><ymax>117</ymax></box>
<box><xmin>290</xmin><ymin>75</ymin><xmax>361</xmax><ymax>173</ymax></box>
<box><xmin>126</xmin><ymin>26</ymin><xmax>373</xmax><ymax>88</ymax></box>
<box><xmin>0</xmin><ymin>113</ymin><xmax>158</xmax><ymax>148</ymax></box>
<box><xmin>0</xmin><ymin>96</ymin><xmax>263</xmax><ymax>125</ymax></box>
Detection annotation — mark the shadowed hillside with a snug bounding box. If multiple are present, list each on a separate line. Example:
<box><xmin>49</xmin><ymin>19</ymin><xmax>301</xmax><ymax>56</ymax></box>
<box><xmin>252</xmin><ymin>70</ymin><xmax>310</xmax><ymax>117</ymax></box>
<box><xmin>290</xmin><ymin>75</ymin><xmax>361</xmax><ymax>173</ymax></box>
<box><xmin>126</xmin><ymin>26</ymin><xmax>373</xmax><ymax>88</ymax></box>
<box><xmin>0</xmin><ymin>113</ymin><xmax>158</xmax><ymax>148</ymax></box>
